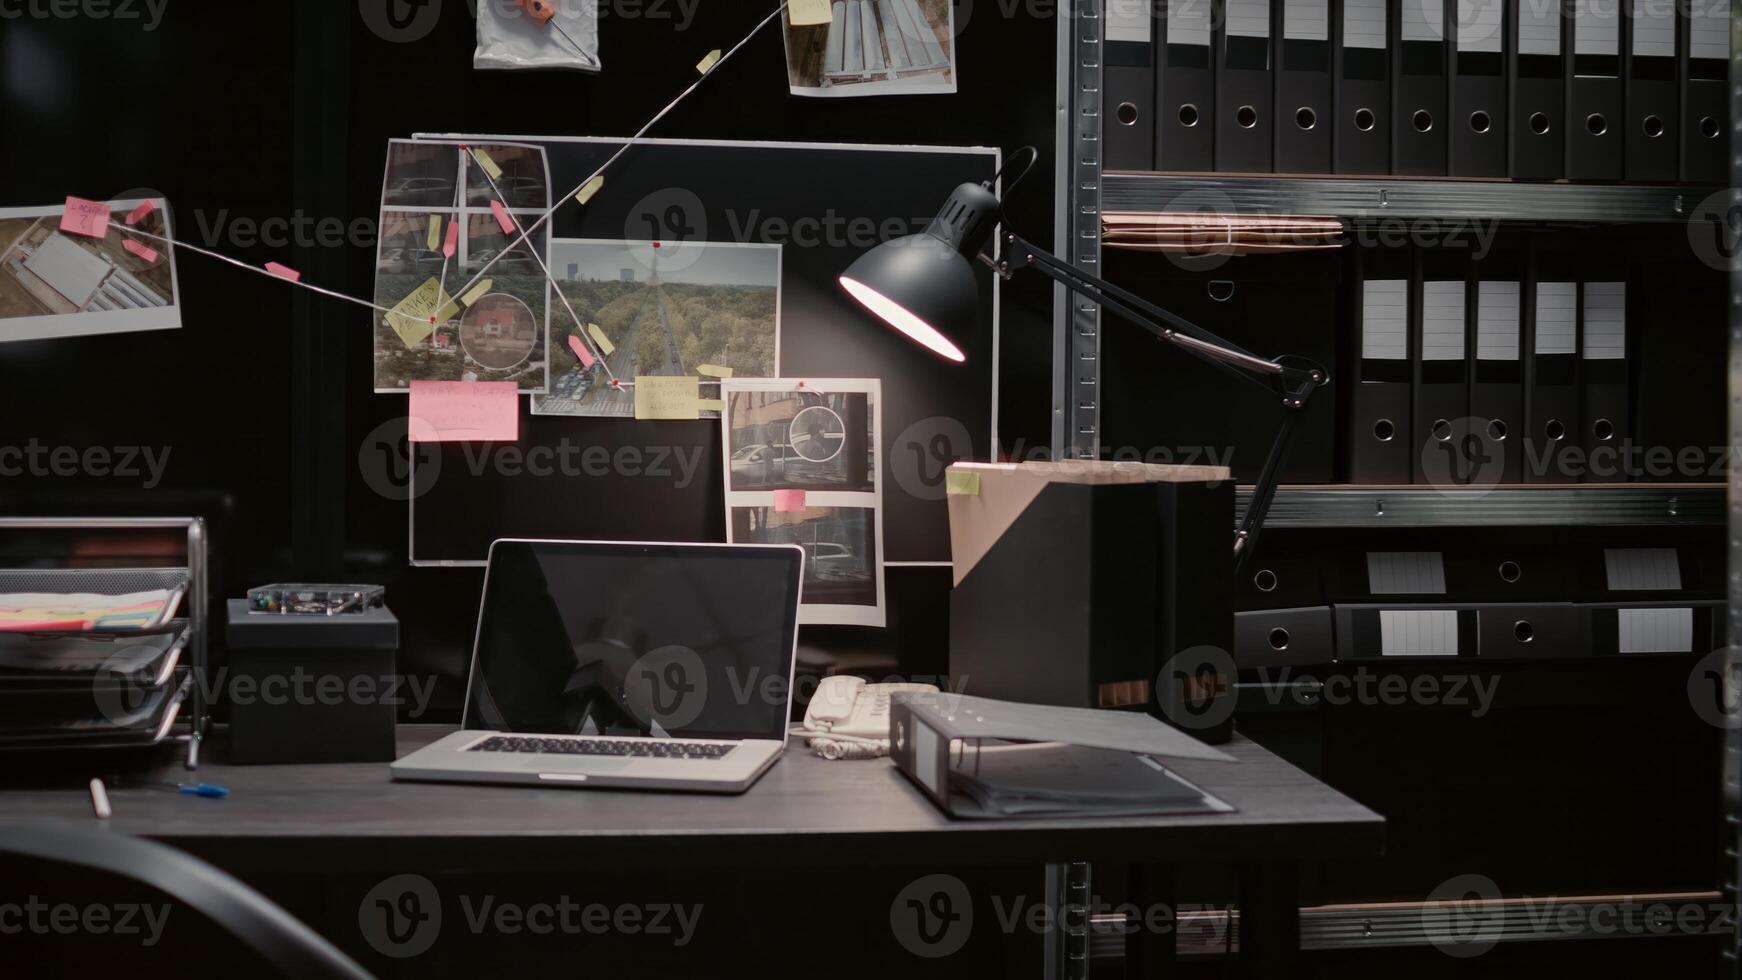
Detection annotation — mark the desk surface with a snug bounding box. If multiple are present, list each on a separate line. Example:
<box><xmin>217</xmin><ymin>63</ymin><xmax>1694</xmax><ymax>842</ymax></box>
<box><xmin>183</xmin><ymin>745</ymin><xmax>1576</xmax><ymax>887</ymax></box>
<box><xmin>0</xmin><ymin>727</ymin><xmax>1382</xmax><ymax>873</ymax></box>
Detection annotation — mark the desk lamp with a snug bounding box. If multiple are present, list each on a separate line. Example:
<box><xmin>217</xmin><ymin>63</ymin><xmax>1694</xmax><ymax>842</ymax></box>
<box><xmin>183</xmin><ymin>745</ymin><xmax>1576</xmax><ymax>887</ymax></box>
<box><xmin>839</xmin><ymin>147</ymin><xmax>1329</xmax><ymax>573</ymax></box>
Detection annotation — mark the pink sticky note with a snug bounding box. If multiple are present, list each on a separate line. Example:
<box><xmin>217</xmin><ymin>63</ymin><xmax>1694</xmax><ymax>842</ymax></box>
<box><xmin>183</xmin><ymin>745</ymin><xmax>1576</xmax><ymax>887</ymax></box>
<box><xmin>490</xmin><ymin>199</ymin><xmax>516</xmax><ymax>236</ymax></box>
<box><xmin>772</xmin><ymin>489</ymin><xmax>807</xmax><ymax>513</ymax></box>
<box><xmin>60</xmin><ymin>197</ymin><xmax>111</xmax><ymax>239</ymax></box>
<box><xmin>124</xmin><ymin>200</ymin><xmax>156</xmax><ymax>226</ymax></box>
<box><xmin>265</xmin><ymin>262</ymin><xmax>301</xmax><ymax>283</ymax></box>
<box><xmin>122</xmin><ymin>238</ymin><xmax>159</xmax><ymax>264</ymax></box>
<box><xmin>443</xmin><ymin>219</ymin><xmax>459</xmax><ymax>258</ymax></box>
<box><xmin>408</xmin><ymin>381</ymin><xmax>520</xmax><ymax>443</ymax></box>
<box><xmin>566</xmin><ymin>334</ymin><xmax>596</xmax><ymax>369</ymax></box>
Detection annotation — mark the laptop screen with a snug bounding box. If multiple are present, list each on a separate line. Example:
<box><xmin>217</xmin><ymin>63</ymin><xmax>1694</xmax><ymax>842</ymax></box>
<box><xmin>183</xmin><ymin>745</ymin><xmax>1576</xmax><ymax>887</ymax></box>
<box><xmin>463</xmin><ymin>540</ymin><xmax>803</xmax><ymax>741</ymax></box>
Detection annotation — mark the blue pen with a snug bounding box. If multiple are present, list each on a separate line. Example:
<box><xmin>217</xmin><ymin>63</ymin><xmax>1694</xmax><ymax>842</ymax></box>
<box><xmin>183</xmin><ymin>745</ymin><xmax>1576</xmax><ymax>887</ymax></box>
<box><xmin>124</xmin><ymin>780</ymin><xmax>230</xmax><ymax>799</ymax></box>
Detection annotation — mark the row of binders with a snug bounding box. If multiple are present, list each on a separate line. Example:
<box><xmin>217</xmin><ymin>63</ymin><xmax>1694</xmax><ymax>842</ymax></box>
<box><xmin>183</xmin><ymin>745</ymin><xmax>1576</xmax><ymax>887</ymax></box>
<box><xmin>1349</xmin><ymin>238</ymin><xmax>1634</xmax><ymax>486</ymax></box>
<box><xmin>1105</xmin><ymin>0</ymin><xmax>1731</xmax><ymax>181</ymax></box>
<box><xmin>1234</xmin><ymin>546</ymin><xmax>1723</xmax><ymax>664</ymax></box>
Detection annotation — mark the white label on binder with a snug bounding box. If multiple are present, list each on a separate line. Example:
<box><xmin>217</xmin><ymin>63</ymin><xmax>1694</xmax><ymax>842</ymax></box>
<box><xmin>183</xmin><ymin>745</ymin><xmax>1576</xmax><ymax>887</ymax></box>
<box><xmin>1631</xmin><ymin>0</ymin><xmax>1675</xmax><ymax>57</ymax></box>
<box><xmin>1402</xmin><ymin>0</ymin><xmax>1446</xmax><ymax>41</ymax></box>
<box><xmin>1284</xmin><ymin>0</ymin><xmax>1330</xmax><ymax>40</ymax></box>
<box><xmin>1369</xmin><ymin>552</ymin><xmax>1448</xmax><ymax>594</ymax></box>
<box><xmin>1167</xmin><ymin>0</ymin><xmax>1213</xmax><ymax>46</ymax></box>
<box><xmin>1107</xmin><ymin>0</ymin><xmax>1153</xmax><ymax>43</ymax></box>
<box><xmin>1617</xmin><ymin>608</ymin><xmax>1693</xmax><ymax>654</ymax></box>
<box><xmin>1517</xmin><ymin>0</ymin><xmax>1561</xmax><ymax>55</ymax></box>
<box><xmin>1343</xmin><ymin>0</ymin><xmax>1387</xmax><ymax>49</ymax></box>
<box><xmin>1457</xmin><ymin>0</ymin><xmax>1503</xmax><ymax>53</ymax></box>
<box><xmin>1363</xmin><ymin>280</ymin><xmax>1409</xmax><ymax>360</ymax></box>
<box><xmin>1582</xmin><ymin>282</ymin><xmax>1626</xmax><ymax>360</ymax></box>
<box><xmin>1573</xmin><ymin>0</ymin><xmax>1619</xmax><ymax>56</ymax></box>
<box><xmin>1534</xmin><ymin>282</ymin><xmax>1577</xmax><ymax>354</ymax></box>
<box><xmin>1422</xmin><ymin>281</ymin><xmax>1466</xmax><ymax>361</ymax></box>
<box><xmin>1227</xmin><ymin>0</ymin><xmax>1272</xmax><ymax>39</ymax></box>
<box><xmin>1476</xmin><ymin>281</ymin><xmax>1521</xmax><ymax>360</ymax></box>
<box><xmin>1691</xmin><ymin>0</ymin><xmax>1731</xmax><ymax>61</ymax></box>
<box><xmin>1380</xmin><ymin>609</ymin><xmax>1460</xmax><ymax>656</ymax></box>
<box><xmin>1605</xmin><ymin>548</ymin><xmax>1682</xmax><ymax>590</ymax></box>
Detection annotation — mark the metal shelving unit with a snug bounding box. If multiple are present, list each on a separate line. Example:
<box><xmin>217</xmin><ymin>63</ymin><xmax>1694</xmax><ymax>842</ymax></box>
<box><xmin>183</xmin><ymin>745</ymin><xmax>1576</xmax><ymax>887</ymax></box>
<box><xmin>1244</xmin><ymin>485</ymin><xmax>1724</xmax><ymax>528</ymax></box>
<box><xmin>1725</xmin><ymin>2</ymin><xmax>1742</xmax><ymax>972</ymax></box>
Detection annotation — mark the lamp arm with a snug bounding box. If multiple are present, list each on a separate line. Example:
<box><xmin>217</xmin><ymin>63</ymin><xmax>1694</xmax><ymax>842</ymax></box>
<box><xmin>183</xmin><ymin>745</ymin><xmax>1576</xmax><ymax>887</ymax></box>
<box><xmin>995</xmin><ymin>234</ymin><xmax>1325</xmax><ymax>573</ymax></box>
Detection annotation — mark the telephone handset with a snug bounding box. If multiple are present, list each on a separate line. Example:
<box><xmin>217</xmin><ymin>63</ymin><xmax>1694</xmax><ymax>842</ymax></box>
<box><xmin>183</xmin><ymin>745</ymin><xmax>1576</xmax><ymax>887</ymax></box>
<box><xmin>796</xmin><ymin>676</ymin><xmax>939</xmax><ymax>759</ymax></box>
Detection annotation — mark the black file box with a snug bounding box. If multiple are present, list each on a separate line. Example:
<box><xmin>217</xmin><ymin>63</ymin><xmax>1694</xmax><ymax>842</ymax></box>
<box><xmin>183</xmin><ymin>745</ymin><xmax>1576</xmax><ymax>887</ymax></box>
<box><xmin>946</xmin><ymin>462</ymin><xmax>1234</xmax><ymax>741</ymax></box>
<box><xmin>223</xmin><ymin>599</ymin><xmax>399</xmax><ymax>765</ymax></box>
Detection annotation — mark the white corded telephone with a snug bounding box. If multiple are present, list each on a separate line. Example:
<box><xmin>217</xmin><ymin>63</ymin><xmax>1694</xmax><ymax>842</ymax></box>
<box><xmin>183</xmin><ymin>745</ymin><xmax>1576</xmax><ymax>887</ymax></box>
<box><xmin>793</xmin><ymin>676</ymin><xmax>939</xmax><ymax>759</ymax></box>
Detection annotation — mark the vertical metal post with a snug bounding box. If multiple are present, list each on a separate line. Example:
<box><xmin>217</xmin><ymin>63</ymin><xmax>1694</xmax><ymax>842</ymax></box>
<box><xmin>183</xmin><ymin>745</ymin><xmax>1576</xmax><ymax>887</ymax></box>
<box><xmin>1726</xmin><ymin>1</ymin><xmax>1742</xmax><ymax>972</ymax></box>
<box><xmin>1055</xmin><ymin>0</ymin><xmax>1105</xmax><ymax>459</ymax></box>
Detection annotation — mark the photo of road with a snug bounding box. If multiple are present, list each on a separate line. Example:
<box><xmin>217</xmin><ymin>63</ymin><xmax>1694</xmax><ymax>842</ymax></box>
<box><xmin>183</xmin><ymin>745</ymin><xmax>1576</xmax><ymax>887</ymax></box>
<box><xmin>534</xmin><ymin>240</ymin><xmax>780</xmax><ymax>418</ymax></box>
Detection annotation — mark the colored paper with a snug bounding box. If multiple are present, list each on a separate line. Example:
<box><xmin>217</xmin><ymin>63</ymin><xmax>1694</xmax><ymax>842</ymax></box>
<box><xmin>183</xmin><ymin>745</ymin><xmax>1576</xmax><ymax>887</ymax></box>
<box><xmin>442</xmin><ymin>219</ymin><xmax>459</xmax><ymax>258</ymax></box>
<box><xmin>633</xmin><ymin>376</ymin><xmax>701</xmax><ymax>420</ymax></box>
<box><xmin>790</xmin><ymin>0</ymin><xmax>833</xmax><ymax>25</ymax></box>
<box><xmin>459</xmin><ymin>278</ymin><xmax>495</xmax><ymax>308</ymax></box>
<box><xmin>576</xmin><ymin>175</ymin><xmax>605</xmax><ymax>205</ymax></box>
<box><xmin>60</xmin><ymin>197</ymin><xmax>111</xmax><ymax>239</ymax></box>
<box><xmin>265</xmin><ymin>262</ymin><xmax>301</xmax><ymax>283</ymax></box>
<box><xmin>426</xmin><ymin>216</ymin><xmax>442</xmax><ymax>251</ymax></box>
<box><xmin>587</xmin><ymin>323</ymin><xmax>616</xmax><ymax>356</ymax></box>
<box><xmin>408</xmin><ymin>380</ymin><xmax>520</xmax><ymax>443</ymax></box>
<box><xmin>489</xmin><ymin>199</ymin><xmax>516</xmax><ymax>235</ymax></box>
<box><xmin>696</xmin><ymin>363</ymin><xmax>734</xmax><ymax>379</ymax></box>
<box><xmin>696</xmin><ymin>49</ymin><xmax>722</xmax><ymax>74</ymax></box>
<box><xmin>474</xmin><ymin>147</ymin><xmax>504</xmax><ymax>180</ymax></box>
<box><xmin>698</xmin><ymin>398</ymin><xmax>725</xmax><ymax>412</ymax></box>
<box><xmin>122</xmin><ymin>238</ymin><xmax>159</xmax><ymax>264</ymax></box>
<box><xmin>566</xmin><ymin>334</ymin><xmax>596</xmax><ymax>369</ymax></box>
<box><xmin>773</xmin><ymin>489</ymin><xmax>808</xmax><ymax>512</ymax></box>
<box><xmin>385</xmin><ymin>278</ymin><xmax>457</xmax><ymax>348</ymax></box>
<box><xmin>945</xmin><ymin>470</ymin><xmax>982</xmax><ymax>496</ymax></box>
<box><xmin>124</xmin><ymin>200</ymin><xmax>156</xmax><ymax>226</ymax></box>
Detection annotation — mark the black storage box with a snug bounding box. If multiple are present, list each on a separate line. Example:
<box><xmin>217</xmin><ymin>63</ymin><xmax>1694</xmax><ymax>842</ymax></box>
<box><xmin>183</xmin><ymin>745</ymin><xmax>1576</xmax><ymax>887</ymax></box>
<box><xmin>223</xmin><ymin>598</ymin><xmax>399</xmax><ymax>764</ymax></box>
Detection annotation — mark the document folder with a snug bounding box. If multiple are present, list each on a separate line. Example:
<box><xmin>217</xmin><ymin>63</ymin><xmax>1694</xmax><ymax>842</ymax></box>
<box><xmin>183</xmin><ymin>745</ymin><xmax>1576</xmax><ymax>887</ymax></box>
<box><xmin>1334</xmin><ymin>0</ymin><xmax>1392</xmax><ymax>173</ymax></box>
<box><xmin>1159</xmin><ymin>0</ymin><xmax>1218</xmax><ymax>170</ymax></box>
<box><xmin>1392</xmin><ymin>0</ymin><xmax>1450</xmax><ymax>173</ymax></box>
<box><xmin>1567</xmin><ymin>0</ymin><xmax>1623</xmax><ymax>179</ymax></box>
<box><xmin>1107</xmin><ymin>0</ymin><xmax>1158</xmax><ymax>170</ymax></box>
<box><xmin>1450</xmin><ymin>0</ymin><xmax>1508</xmax><ymax>175</ymax></box>
<box><xmin>1579</xmin><ymin>280</ymin><xmax>1630</xmax><ymax>479</ymax></box>
<box><xmin>1624</xmin><ymin>0</ymin><xmax>1679</xmax><ymax>180</ymax></box>
<box><xmin>1510</xmin><ymin>0</ymin><xmax>1568</xmax><ymax>178</ymax></box>
<box><xmin>1217</xmin><ymin>0</ymin><xmax>1277</xmax><ymax>170</ymax></box>
<box><xmin>1680</xmin><ymin>0</ymin><xmax>1729</xmax><ymax>182</ymax></box>
<box><xmin>1349</xmin><ymin>245</ymin><xmax>1414</xmax><ymax>483</ymax></box>
<box><xmin>1523</xmin><ymin>243</ymin><xmax>1580</xmax><ymax>484</ymax></box>
<box><xmin>1470</xmin><ymin>239</ymin><xmax>1526</xmax><ymax>484</ymax></box>
<box><xmin>1276</xmin><ymin>0</ymin><xmax>1335</xmax><ymax>171</ymax></box>
<box><xmin>1235</xmin><ymin>606</ymin><xmax>1335</xmax><ymax>668</ymax></box>
<box><xmin>1334</xmin><ymin>604</ymin><xmax>1477</xmax><ymax>658</ymax></box>
<box><xmin>1413</xmin><ymin>248</ymin><xmax>1472</xmax><ymax>485</ymax></box>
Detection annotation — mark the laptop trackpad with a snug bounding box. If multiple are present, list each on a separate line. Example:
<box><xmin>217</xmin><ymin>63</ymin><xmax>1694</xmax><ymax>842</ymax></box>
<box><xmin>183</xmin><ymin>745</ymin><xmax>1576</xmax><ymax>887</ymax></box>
<box><xmin>523</xmin><ymin>758</ymin><xmax>632</xmax><ymax>773</ymax></box>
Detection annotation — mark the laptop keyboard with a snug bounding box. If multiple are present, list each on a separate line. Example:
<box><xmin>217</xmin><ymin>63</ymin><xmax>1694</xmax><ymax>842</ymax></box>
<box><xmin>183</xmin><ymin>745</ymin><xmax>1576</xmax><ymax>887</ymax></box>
<box><xmin>469</xmin><ymin>735</ymin><xmax>736</xmax><ymax>760</ymax></box>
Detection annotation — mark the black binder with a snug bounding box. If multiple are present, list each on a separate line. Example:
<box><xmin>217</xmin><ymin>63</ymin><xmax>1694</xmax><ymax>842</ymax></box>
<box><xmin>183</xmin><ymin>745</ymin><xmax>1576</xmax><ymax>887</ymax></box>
<box><xmin>1334</xmin><ymin>604</ymin><xmax>1478</xmax><ymax>658</ymax></box>
<box><xmin>1216</xmin><ymin>0</ymin><xmax>1277</xmax><ymax>171</ymax></box>
<box><xmin>1333</xmin><ymin>0</ymin><xmax>1392</xmax><ymax>173</ymax></box>
<box><xmin>1567</xmin><ymin>0</ymin><xmax>1623</xmax><ymax>179</ymax></box>
<box><xmin>1579</xmin><ymin>278</ymin><xmax>1630</xmax><ymax>479</ymax></box>
<box><xmin>1680</xmin><ymin>0</ymin><xmax>1729</xmax><ymax>182</ymax></box>
<box><xmin>1235</xmin><ymin>606</ymin><xmax>1335</xmax><ymax>668</ymax></box>
<box><xmin>1510</xmin><ymin>0</ymin><xmax>1568</xmax><ymax>178</ymax></box>
<box><xmin>1392</xmin><ymin>0</ymin><xmax>1449</xmax><ymax>173</ymax></box>
<box><xmin>1412</xmin><ymin>246</ymin><xmax>1472</xmax><ymax>485</ymax></box>
<box><xmin>1624</xmin><ymin>0</ymin><xmax>1680</xmax><ymax>179</ymax></box>
<box><xmin>1276</xmin><ymin>0</ymin><xmax>1335</xmax><ymax>171</ymax></box>
<box><xmin>1523</xmin><ymin>240</ymin><xmax>1581</xmax><ymax>484</ymax></box>
<box><xmin>1349</xmin><ymin>244</ymin><xmax>1414</xmax><ymax>483</ymax></box>
<box><xmin>1449</xmin><ymin>0</ymin><xmax>1508</xmax><ymax>175</ymax></box>
<box><xmin>1475</xmin><ymin>603</ymin><xmax>1589</xmax><ymax>658</ymax></box>
<box><xmin>1469</xmin><ymin>238</ymin><xmax>1526</xmax><ymax>484</ymax></box>
<box><xmin>1107</xmin><ymin>0</ymin><xmax>1158</xmax><ymax>170</ymax></box>
<box><xmin>1158</xmin><ymin>0</ymin><xmax>1218</xmax><ymax>170</ymax></box>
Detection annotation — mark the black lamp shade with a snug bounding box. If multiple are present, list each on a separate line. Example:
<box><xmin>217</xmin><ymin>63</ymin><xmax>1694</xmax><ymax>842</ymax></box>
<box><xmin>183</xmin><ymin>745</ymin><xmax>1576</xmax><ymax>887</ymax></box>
<box><xmin>839</xmin><ymin>233</ymin><xmax>976</xmax><ymax>363</ymax></box>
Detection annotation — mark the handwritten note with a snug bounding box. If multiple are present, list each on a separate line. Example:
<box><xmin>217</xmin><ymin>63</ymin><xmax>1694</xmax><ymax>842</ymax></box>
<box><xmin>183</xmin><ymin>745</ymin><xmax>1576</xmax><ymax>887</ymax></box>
<box><xmin>408</xmin><ymin>381</ymin><xmax>520</xmax><ymax>443</ymax></box>
<box><xmin>696</xmin><ymin>49</ymin><xmax>722</xmax><ymax>75</ymax></box>
<box><xmin>60</xmin><ymin>197</ymin><xmax>111</xmax><ymax>239</ymax></box>
<box><xmin>386</xmin><ymin>278</ymin><xmax>458</xmax><ymax>348</ymax></box>
<box><xmin>265</xmin><ymin>262</ymin><xmax>302</xmax><ymax>283</ymax></box>
<box><xmin>577</xmin><ymin>175</ymin><xmax>605</xmax><ymax>205</ymax></box>
<box><xmin>588</xmin><ymin>323</ymin><xmax>617</xmax><ymax>356</ymax></box>
<box><xmin>566</xmin><ymin>334</ymin><xmax>596</xmax><ymax>369</ymax></box>
<box><xmin>473</xmin><ymin>147</ymin><xmax>504</xmax><ymax>180</ymax></box>
<box><xmin>124</xmin><ymin>200</ymin><xmax>156</xmax><ymax>227</ymax></box>
<box><xmin>696</xmin><ymin>363</ymin><xmax>734</xmax><ymax>378</ymax></box>
<box><xmin>122</xmin><ymin>239</ymin><xmax>159</xmax><ymax>264</ymax></box>
<box><xmin>443</xmin><ymin>220</ymin><xmax>459</xmax><ymax>258</ymax></box>
<box><xmin>634</xmin><ymin>376</ymin><xmax>701</xmax><ymax>420</ymax></box>
<box><xmin>773</xmin><ymin>489</ymin><xmax>808</xmax><ymax>512</ymax></box>
<box><xmin>489</xmin><ymin>200</ymin><xmax>516</xmax><ymax>235</ymax></box>
<box><xmin>790</xmin><ymin>0</ymin><xmax>832</xmax><ymax>25</ymax></box>
<box><xmin>945</xmin><ymin>470</ymin><xmax>982</xmax><ymax>496</ymax></box>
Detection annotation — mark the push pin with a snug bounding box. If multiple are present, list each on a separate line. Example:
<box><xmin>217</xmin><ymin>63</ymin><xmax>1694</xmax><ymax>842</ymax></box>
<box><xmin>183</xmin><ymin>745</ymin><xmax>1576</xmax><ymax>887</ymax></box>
<box><xmin>517</xmin><ymin>0</ymin><xmax>586</xmax><ymax>50</ymax></box>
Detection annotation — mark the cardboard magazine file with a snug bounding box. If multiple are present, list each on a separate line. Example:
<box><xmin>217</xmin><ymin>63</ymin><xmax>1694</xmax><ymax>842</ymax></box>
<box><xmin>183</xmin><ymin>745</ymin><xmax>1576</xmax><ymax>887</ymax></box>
<box><xmin>945</xmin><ymin>461</ymin><xmax>1234</xmax><ymax>738</ymax></box>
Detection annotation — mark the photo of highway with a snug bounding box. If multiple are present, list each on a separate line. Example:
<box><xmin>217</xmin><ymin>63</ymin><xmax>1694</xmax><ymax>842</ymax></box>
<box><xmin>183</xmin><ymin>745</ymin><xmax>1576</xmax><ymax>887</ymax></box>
<box><xmin>533</xmin><ymin>239</ymin><xmax>780</xmax><ymax>418</ymax></box>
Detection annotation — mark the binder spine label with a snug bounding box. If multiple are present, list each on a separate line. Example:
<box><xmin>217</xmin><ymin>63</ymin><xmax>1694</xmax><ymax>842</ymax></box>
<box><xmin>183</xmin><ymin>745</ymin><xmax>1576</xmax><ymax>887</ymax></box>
<box><xmin>1630</xmin><ymin>0</ymin><xmax>1675</xmax><ymax>56</ymax></box>
<box><xmin>1169</xmin><ymin>0</ymin><xmax>1214</xmax><ymax>45</ymax></box>
<box><xmin>1344</xmin><ymin>0</ymin><xmax>1388</xmax><ymax>47</ymax></box>
<box><xmin>1518</xmin><ymin>0</ymin><xmax>1562</xmax><ymax>54</ymax></box>
<box><xmin>1403</xmin><ymin>0</ymin><xmax>1448</xmax><ymax>40</ymax></box>
<box><xmin>1363</xmin><ymin>280</ymin><xmax>1410</xmax><ymax>358</ymax></box>
<box><xmin>1689</xmin><ymin>0</ymin><xmax>1731</xmax><ymax>61</ymax></box>
<box><xmin>1284</xmin><ymin>0</ymin><xmax>1331</xmax><ymax>39</ymax></box>
<box><xmin>1477</xmin><ymin>281</ymin><xmax>1522</xmax><ymax>359</ymax></box>
<box><xmin>1456</xmin><ymin>0</ymin><xmax>1505</xmax><ymax>51</ymax></box>
<box><xmin>1228</xmin><ymin>0</ymin><xmax>1273</xmax><ymax>37</ymax></box>
<box><xmin>1107</xmin><ymin>0</ymin><xmax>1154</xmax><ymax>43</ymax></box>
<box><xmin>1573</xmin><ymin>0</ymin><xmax>1620</xmax><ymax>56</ymax></box>
<box><xmin>1534</xmin><ymin>282</ymin><xmax>1578</xmax><ymax>353</ymax></box>
<box><xmin>1581</xmin><ymin>282</ymin><xmax>1626</xmax><ymax>359</ymax></box>
<box><xmin>1422</xmin><ymin>281</ymin><xmax>1468</xmax><ymax>360</ymax></box>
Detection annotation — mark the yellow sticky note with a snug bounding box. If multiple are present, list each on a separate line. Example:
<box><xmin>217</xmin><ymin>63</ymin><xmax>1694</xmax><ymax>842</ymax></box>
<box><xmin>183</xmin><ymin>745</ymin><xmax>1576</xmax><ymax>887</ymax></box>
<box><xmin>695</xmin><ymin>363</ymin><xmax>734</xmax><ymax>379</ymax></box>
<box><xmin>426</xmin><ymin>216</ymin><xmax>442</xmax><ymax>252</ymax></box>
<box><xmin>576</xmin><ymin>175</ymin><xmax>605</xmax><ymax>205</ymax></box>
<box><xmin>634</xmin><ymin>376</ymin><xmax>702</xmax><ymax>420</ymax></box>
<box><xmin>698</xmin><ymin>398</ymin><xmax>725</xmax><ymax>412</ymax></box>
<box><xmin>587</xmin><ymin>323</ymin><xmax>616</xmax><ymax>356</ymax></box>
<box><xmin>945</xmin><ymin>470</ymin><xmax>982</xmax><ymax>497</ymax></box>
<box><xmin>473</xmin><ymin>148</ymin><xmax>504</xmax><ymax>180</ymax></box>
<box><xmin>384</xmin><ymin>278</ymin><xmax>457</xmax><ymax>348</ymax></box>
<box><xmin>696</xmin><ymin>49</ymin><xmax>722</xmax><ymax>75</ymax></box>
<box><xmin>459</xmin><ymin>278</ymin><xmax>495</xmax><ymax>308</ymax></box>
<box><xmin>790</xmin><ymin>0</ymin><xmax>832</xmax><ymax>26</ymax></box>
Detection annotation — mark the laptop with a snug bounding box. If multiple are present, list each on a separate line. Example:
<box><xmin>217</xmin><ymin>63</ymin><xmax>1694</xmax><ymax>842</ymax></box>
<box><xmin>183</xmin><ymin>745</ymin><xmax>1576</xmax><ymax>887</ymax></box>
<box><xmin>391</xmin><ymin>539</ymin><xmax>804</xmax><ymax>794</ymax></box>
